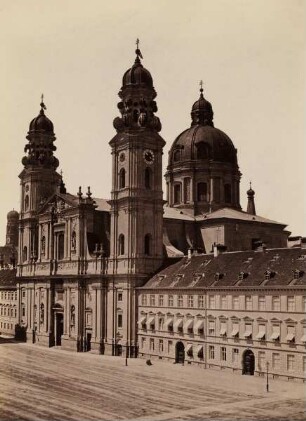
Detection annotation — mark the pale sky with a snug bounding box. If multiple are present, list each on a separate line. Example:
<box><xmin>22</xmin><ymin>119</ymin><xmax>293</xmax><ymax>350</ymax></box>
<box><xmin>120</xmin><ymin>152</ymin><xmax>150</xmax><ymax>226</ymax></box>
<box><xmin>0</xmin><ymin>0</ymin><xmax>305</xmax><ymax>244</ymax></box>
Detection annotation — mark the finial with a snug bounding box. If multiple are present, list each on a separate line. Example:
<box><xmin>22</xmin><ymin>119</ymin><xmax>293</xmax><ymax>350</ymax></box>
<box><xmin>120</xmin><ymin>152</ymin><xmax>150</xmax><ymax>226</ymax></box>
<box><xmin>135</xmin><ymin>38</ymin><xmax>143</xmax><ymax>62</ymax></box>
<box><xmin>87</xmin><ymin>186</ymin><xmax>92</xmax><ymax>199</ymax></box>
<box><xmin>249</xmin><ymin>181</ymin><xmax>252</xmax><ymax>189</ymax></box>
<box><xmin>199</xmin><ymin>80</ymin><xmax>204</xmax><ymax>97</ymax></box>
<box><xmin>40</xmin><ymin>93</ymin><xmax>47</xmax><ymax>112</ymax></box>
<box><xmin>77</xmin><ymin>186</ymin><xmax>83</xmax><ymax>200</ymax></box>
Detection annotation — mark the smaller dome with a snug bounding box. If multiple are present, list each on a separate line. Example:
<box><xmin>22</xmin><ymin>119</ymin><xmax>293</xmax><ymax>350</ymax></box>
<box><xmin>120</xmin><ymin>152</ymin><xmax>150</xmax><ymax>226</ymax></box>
<box><xmin>7</xmin><ymin>209</ymin><xmax>19</xmax><ymax>220</ymax></box>
<box><xmin>247</xmin><ymin>182</ymin><xmax>255</xmax><ymax>196</ymax></box>
<box><xmin>122</xmin><ymin>53</ymin><xmax>153</xmax><ymax>88</ymax></box>
<box><xmin>29</xmin><ymin>100</ymin><xmax>54</xmax><ymax>133</ymax></box>
<box><xmin>191</xmin><ymin>88</ymin><xmax>214</xmax><ymax>126</ymax></box>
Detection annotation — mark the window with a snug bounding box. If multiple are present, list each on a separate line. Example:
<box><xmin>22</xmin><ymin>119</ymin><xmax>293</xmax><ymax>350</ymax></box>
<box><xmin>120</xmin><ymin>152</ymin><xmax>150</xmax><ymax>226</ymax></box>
<box><xmin>245</xmin><ymin>296</ymin><xmax>252</xmax><ymax>310</ymax></box>
<box><xmin>209</xmin><ymin>345</ymin><xmax>215</xmax><ymax>359</ymax></box>
<box><xmin>224</xmin><ymin>184</ymin><xmax>232</xmax><ymax>203</ymax></box>
<box><xmin>173</xmin><ymin>184</ymin><xmax>181</xmax><ymax>204</ymax></box>
<box><xmin>287</xmin><ymin>355</ymin><xmax>295</xmax><ymax>371</ymax></box>
<box><xmin>209</xmin><ymin>295</ymin><xmax>215</xmax><ymax>309</ymax></box>
<box><xmin>173</xmin><ymin>149</ymin><xmax>181</xmax><ymax>162</ymax></box>
<box><xmin>220</xmin><ymin>320</ymin><xmax>227</xmax><ymax>337</ymax></box>
<box><xmin>144</xmin><ymin>168</ymin><xmax>152</xmax><ymax>190</ymax></box>
<box><xmin>183</xmin><ymin>178</ymin><xmax>191</xmax><ymax>203</ymax></box>
<box><xmin>141</xmin><ymin>294</ymin><xmax>147</xmax><ymax>306</ymax></box>
<box><xmin>144</xmin><ymin>234</ymin><xmax>151</xmax><ymax>255</ymax></box>
<box><xmin>168</xmin><ymin>340</ymin><xmax>173</xmax><ymax>354</ymax></box>
<box><xmin>22</xmin><ymin>305</ymin><xmax>25</xmax><ymax>317</ymax></box>
<box><xmin>256</xmin><ymin>324</ymin><xmax>266</xmax><ymax>340</ymax></box>
<box><xmin>158</xmin><ymin>317</ymin><xmax>164</xmax><ymax>331</ymax></box>
<box><xmin>22</xmin><ymin>290</ymin><xmax>25</xmax><ymax>298</ymax></box>
<box><xmin>208</xmin><ymin>320</ymin><xmax>215</xmax><ymax>336</ymax></box>
<box><xmin>14</xmin><ymin>292</ymin><xmax>17</xmax><ymax>300</ymax></box>
<box><xmin>40</xmin><ymin>304</ymin><xmax>44</xmax><ymax>324</ymax></box>
<box><xmin>272</xmin><ymin>296</ymin><xmax>280</xmax><ymax>311</ymax></box>
<box><xmin>232</xmin><ymin>348</ymin><xmax>239</xmax><ymax>364</ymax></box>
<box><xmin>141</xmin><ymin>337</ymin><xmax>146</xmax><ymax>349</ymax></box>
<box><xmin>57</xmin><ymin>233</ymin><xmax>65</xmax><ymax>260</ymax></box>
<box><xmin>188</xmin><ymin>295</ymin><xmax>194</xmax><ymax>308</ymax></box>
<box><xmin>41</xmin><ymin>236</ymin><xmax>46</xmax><ymax>255</ymax></box>
<box><xmin>198</xmin><ymin>295</ymin><xmax>204</xmax><ymax>308</ymax></box>
<box><xmin>117</xmin><ymin>313</ymin><xmax>123</xmax><ymax>329</ymax></box>
<box><xmin>118</xmin><ymin>292</ymin><xmax>123</xmax><ymax>302</ymax></box>
<box><xmin>168</xmin><ymin>295</ymin><xmax>174</xmax><ymax>307</ymax></box>
<box><xmin>258</xmin><ymin>351</ymin><xmax>265</xmax><ymax>371</ymax></box>
<box><xmin>272</xmin><ymin>353</ymin><xmax>280</xmax><ymax>370</ymax></box>
<box><xmin>233</xmin><ymin>296</ymin><xmax>239</xmax><ymax>310</ymax></box>
<box><xmin>22</xmin><ymin>246</ymin><xmax>27</xmax><ymax>263</ymax></box>
<box><xmin>150</xmin><ymin>295</ymin><xmax>155</xmax><ymax>306</ymax></box>
<box><xmin>197</xmin><ymin>182</ymin><xmax>207</xmax><ymax>201</ymax></box>
<box><xmin>258</xmin><ymin>296</ymin><xmax>266</xmax><ymax>311</ymax></box>
<box><xmin>221</xmin><ymin>347</ymin><xmax>227</xmax><ymax>361</ymax></box>
<box><xmin>271</xmin><ymin>324</ymin><xmax>280</xmax><ymax>341</ymax></box>
<box><xmin>221</xmin><ymin>295</ymin><xmax>227</xmax><ymax>309</ymax></box>
<box><xmin>150</xmin><ymin>338</ymin><xmax>155</xmax><ymax>351</ymax></box>
<box><xmin>118</xmin><ymin>234</ymin><xmax>125</xmax><ymax>255</ymax></box>
<box><xmin>14</xmin><ymin>308</ymin><xmax>17</xmax><ymax>318</ymax></box>
<box><xmin>159</xmin><ymin>339</ymin><xmax>164</xmax><ymax>353</ymax></box>
<box><xmin>119</xmin><ymin>168</ymin><xmax>125</xmax><ymax>189</ymax></box>
<box><xmin>287</xmin><ymin>296</ymin><xmax>295</xmax><ymax>312</ymax></box>
<box><xmin>244</xmin><ymin>323</ymin><xmax>252</xmax><ymax>339</ymax></box>
<box><xmin>158</xmin><ymin>295</ymin><xmax>164</xmax><ymax>306</ymax></box>
<box><xmin>178</xmin><ymin>295</ymin><xmax>183</xmax><ymax>307</ymax></box>
<box><xmin>286</xmin><ymin>325</ymin><xmax>295</xmax><ymax>343</ymax></box>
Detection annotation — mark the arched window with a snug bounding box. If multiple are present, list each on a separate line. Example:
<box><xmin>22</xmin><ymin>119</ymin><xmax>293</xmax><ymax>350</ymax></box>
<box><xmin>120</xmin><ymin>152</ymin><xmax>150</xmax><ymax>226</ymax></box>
<box><xmin>119</xmin><ymin>168</ymin><xmax>125</xmax><ymax>189</ymax></box>
<box><xmin>22</xmin><ymin>246</ymin><xmax>27</xmax><ymax>263</ymax></box>
<box><xmin>173</xmin><ymin>149</ymin><xmax>181</xmax><ymax>162</ymax></box>
<box><xmin>174</xmin><ymin>184</ymin><xmax>181</xmax><ymax>204</ymax></box>
<box><xmin>144</xmin><ymin>234</ymin><xmax>152</xmax><ymax>255</ymax></box>
<box><xmin>197</xmin><ymin>142</ymin><xmax>209</xmax><ymax>159</ymax></box>
<box><xmin>145</xmin><ymin>167</ymin><xmax>152</xmax><ymax>189</ymax></box>
<box><xmin>41</xmin><ymin>236</ymin><xmax>46</xmax><ymax>255</ymax></box>
<box><xmin>24</xmin><ymin>195</ymin><xmax>29</xmax><ymax>211</ymax></box>
<box><xmin>197</xmin><ymin>182</ymin><xmax>207</xmax><ymax>201</ymax></box>
<box><xmin>118</xmin><ymin>234</ymin><xmax>125</xmax><ymax>255</ymax></box>
<box><xmin>58</xmin><ymin>233</ymin><xmax>65</xmax><ymax>260</ymax></box>
<box><xmin>40</xmin><ymin>303</ymin><xmax>44</xmax><ymax>324</ymax></box>
<box><xmin>224</xmin><ymin>184</ymin><xmax>232</xmax><ymax>203</ymax></box>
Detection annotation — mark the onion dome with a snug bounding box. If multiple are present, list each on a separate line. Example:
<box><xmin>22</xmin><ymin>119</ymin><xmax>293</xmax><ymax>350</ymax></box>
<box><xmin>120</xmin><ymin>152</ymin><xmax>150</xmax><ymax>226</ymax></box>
<box><xmin>29</xmin><ymin>96</ymin><xmax>54</xmax><ymax>133</ymax></box>
<box><xmin>122</xmin><ymin>41</ymin><xmax>153</xmax><ymax>88</ymax></box>
<box><xmin>7</xmin><ymin>209</ymin><xmax>19</xmax><ymax>220</ymax></box>
<box><xmin>247</xmin><ymin>182</ymin><xmax>256</xmax><ymax>215</ymax></box>
<box><xmin>191</xmin><ymin>84</ymin><xmax>214</xmax><ymax>126</ymax></box>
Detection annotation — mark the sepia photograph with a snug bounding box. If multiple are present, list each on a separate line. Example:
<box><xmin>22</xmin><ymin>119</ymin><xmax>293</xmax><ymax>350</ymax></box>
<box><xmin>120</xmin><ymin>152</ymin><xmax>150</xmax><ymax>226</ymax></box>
<box><xmin>0</xmin><ymin>1</ymin><xmax>305</xmax><ymax>420</ymax></box>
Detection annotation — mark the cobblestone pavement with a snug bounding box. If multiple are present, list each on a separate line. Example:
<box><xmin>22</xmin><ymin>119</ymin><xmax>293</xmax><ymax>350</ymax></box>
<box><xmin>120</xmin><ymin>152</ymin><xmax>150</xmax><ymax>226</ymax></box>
<box><xmin>0</xmin><ymin>342</ymin><xmax>304</xmax><ymax>420</ymax></box>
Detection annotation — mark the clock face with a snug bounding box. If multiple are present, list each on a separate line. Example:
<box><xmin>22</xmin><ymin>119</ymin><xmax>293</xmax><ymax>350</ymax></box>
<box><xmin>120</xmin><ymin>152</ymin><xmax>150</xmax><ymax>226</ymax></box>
<box><xmin>143</xmin><ymin>149</ymin><xmax>154</xmax><ymax>165</ymax></box>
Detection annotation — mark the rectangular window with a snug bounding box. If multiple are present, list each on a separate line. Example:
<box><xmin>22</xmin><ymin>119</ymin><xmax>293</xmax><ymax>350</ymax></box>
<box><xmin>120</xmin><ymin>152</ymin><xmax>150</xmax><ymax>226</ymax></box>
<box><xmin>168</xmin><ymin>340</ymin><xmax>173</xmax><ymax>354</ymax></box>
<box><xmin>168</xmin><ymin>295</ymin><xmax>174</xmax><ymax>307</ymax></box>
<box><xmin>22</xmin><ymin>290</ymin><xmax>26</xmax><ymax>298</ymax></box>
<box><xmin>272</xmin><ymin>353</ymin><xmax>280</xmax><ymax>370</ymax></box>
<box><xmin>272</xmin><ymin>296</ymin><xmax>280</xmax><ymax>311</ymax></box>
<box><xmin>232</xmin><ymin>348</ymin><xmax>239</xmax><ymax>364</ymax></box>
<box><xmin>141</xmin><ymin>294</ymin><xmax>147</xmax><ymax>306</ymax></box>
<box><xmin>221</xmin><ymin>295</ymin><xmax>227</xmax><ymax>309</ymax></box>
<box><xmin>14</xmin><ymin>308</ymin><xmax>17</xmax><ymax>318</ymax></box>
<box><xmin>233</xmin><ymin>296</ymin><xmax>239</xmax><ymax>310</ymax></box>
<box><xmin>287</xmin><ymin>296</ymin><xmax>295</xmax><ymax>312</ymax></box>
<box><xmin>209</xmin><ymin>295</ymin><xmax>215</xmax><ymax>309</ymax></box>
<box><xmin>159</xmin><ymin>339</ymin><xmax>164</xmax><ymax>353</ymax></box>
<box><xmin>188</xmin><ymin>295</ymin><xmax>194</xmax><ymax>308</ymax></box>
<box><xmin>256</xmin><ymin>324</ymin><xmax>266</xmax><ymax>340</ymax></box>
<box><xmin>178</xmin><ymin>295</ymin><xmax>183</xmax><ymax>307</ymax></box>
<box><xmin>117</xmin><ymin>314</ymin><xmax>123</xmax><ymax>329</ymax></box>
<box><xmin>14</xmin><ymin>291</ymin><xmax>17</xmax><ymax>300</ymax></box>
<box><xmin>287</xmin><ymin>354</ymin><xmax>294</xmax><ymax>371</ymax></box>
<box><xmin>158</xmin><ymin>295</ymin><xmax>164</xmax><ymax>306</ymax></box>
<box><xmin>245</xmin><ymin>296</ymin><xmax>252</xmax><ymax>310</ymax></box>
<box><xmin>244</xmin><ymin>323</ymin><xmax>252</xmax><ymax>339</ymax></box>
<box><xmin>141</xmin><ymin>337</ymin><xmax>146</xmax><ymax>349</ymax></box>
<box><xmin>271</xmin><ymin>324</ymin><xmax>280</xmax><ymax>341</ymax></box>
<box><xmin>208</xmin><ymin>320</ymin><xmax>215</xmax><ymax>336</ymax></box>
<box><xmin>286</xmin><ymin>325</ymin><xmax>295</xmax><ymax>343</ymax></box>
<box><xmin>258</xmin><ymin>351</ymin><xmax>265</xmax><ymax>370</ymax></box>
<box><xmin>158</xmin><ymin>317</ymin><xmax>164</xmax><ymax>331</ymax></box>
<box><xmin>22</xmin><ymin>306</ymin><xmax>25</xmax><ymax>317</ymax></box>
<box><xmin>258</xmin><ymin>296</ymin><xmax>266</xmax><ymax>311</ymax></box>
<box><xmin>209</xmin><ymin>345</ymin><xmax>215</xmax><ymax>359</ymax></box>
<box><xmin>221</xmin><ymin>346</ymin><xmax>227</xmax><ymax>361</ymax></box>
<box><xmin>117</xmin><ymin>292</ymin><xmax>123</xmax><ymax>302</ymax></box>
<box><xmin>198</xmin><ymin>295</ymin><xmax>204</xmax><ymax>308</ymax></box>
<box><xmin>150</xmin><ymin>295</ymin><xmax>155</xmax><ymax>306</ymax></box>
<box><xmin>150</xmin><ymin>338</ymin><xmax>155</xmax><ymax>351</ymax></box>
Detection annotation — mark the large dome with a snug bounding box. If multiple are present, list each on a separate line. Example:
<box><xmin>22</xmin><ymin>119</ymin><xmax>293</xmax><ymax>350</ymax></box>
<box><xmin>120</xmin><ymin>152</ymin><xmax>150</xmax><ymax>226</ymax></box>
<box><xmin>169</xmin><ymin>124</ymin><xmax>237</xmax><ymax>165</ymax></box>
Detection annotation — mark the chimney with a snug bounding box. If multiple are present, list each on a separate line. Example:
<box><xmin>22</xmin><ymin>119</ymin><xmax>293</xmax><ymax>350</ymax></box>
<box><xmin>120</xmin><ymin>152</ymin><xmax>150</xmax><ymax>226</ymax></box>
<box><xmin>213</xmin><ymin>243</ymin><xmax>227</xmax><ymax>257</ymax></box>
<box><xmin>187</xmin><ymin>247</ymin><xmax>193</xmax><ymax>259</ymax></box>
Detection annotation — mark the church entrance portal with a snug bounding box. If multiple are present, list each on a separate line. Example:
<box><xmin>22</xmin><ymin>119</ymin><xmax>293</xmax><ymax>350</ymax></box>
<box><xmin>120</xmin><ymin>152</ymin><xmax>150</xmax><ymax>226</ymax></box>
<box><xmin>242</xmin><ymin>349</ymin><xmax>255</xmax><ymax>375</ymax></box>
<box><xmin>175</xmin><ymin>341</ymin><xmax>185</xmax><ymax>364</ymax></box>
<box><xmin>55</xmin><ymin>313</ymin><xmax>64</xmax><ymax>346</ymax></box>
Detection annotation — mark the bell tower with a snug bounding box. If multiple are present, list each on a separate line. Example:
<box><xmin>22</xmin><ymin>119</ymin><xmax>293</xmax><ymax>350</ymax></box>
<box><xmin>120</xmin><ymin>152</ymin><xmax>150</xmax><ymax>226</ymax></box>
<box><xmin>106</xmin><ymin>42</ymin><xmax>165</xmax><ymax>357</ymax></box>
<box><xmin>109</xmin><ymin>42</ymin><xmax>165</xmax><ymax>276</ymax></box>
<box><xmin>18</xmin><ymin>97</ymin><xmax>61</xmax><ymax>265</ymax></box>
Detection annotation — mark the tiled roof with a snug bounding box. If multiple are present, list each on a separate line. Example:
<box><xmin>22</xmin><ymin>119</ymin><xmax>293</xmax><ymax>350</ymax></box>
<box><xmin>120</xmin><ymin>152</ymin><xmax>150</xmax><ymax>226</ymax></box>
<box><xmin>142</xmin><ymin>248</ymin><xmax>306</xmax><ymax>289</ymax></box>
<box><xmin>0</xmin><ymin>269</ymin><xmax>17</xmax><ymax>288</ymax></box>
<box><xmin>195</xmin><ymin>208</ymin><xmax>285</xmax><ymax>225</ymax></box>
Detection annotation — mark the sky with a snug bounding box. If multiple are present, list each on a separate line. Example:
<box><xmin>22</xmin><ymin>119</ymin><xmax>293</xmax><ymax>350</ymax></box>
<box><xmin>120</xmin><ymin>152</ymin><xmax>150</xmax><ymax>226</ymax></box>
<box><xmin>0</xmin><ymin>0</ymin><xmax>305</xmax><ymax>244</ymax></box>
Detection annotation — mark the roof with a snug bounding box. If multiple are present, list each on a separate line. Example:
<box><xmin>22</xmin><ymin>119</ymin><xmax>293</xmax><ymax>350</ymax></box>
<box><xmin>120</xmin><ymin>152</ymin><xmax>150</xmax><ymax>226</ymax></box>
<box><xmin>142</xmin><ymin>248</ymin><xmax>306</xmax><ymax>290</ymax></box>
<box><xmin>0</xmin><ymin>269</ymin><xmax>17</xmax><ymax>288</ymax></box>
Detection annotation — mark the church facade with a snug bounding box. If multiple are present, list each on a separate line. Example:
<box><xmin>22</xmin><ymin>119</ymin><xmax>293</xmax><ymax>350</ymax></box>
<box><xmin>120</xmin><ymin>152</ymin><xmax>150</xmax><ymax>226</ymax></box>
<box><xmin>14</xmin><ymin>46</ymin><xmax>305</xmax><ymax>380</ymax></box>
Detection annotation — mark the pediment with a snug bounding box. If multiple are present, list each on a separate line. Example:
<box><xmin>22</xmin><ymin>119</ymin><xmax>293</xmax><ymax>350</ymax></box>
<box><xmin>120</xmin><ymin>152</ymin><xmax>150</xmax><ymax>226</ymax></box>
<box><xmin>38</xmin><ymin>192</ymin><xmax>78</xmax><ymax>216</ymax></box>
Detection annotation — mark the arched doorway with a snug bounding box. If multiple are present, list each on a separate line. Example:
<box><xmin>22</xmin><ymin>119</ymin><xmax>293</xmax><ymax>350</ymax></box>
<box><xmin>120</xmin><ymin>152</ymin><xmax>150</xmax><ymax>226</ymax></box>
<box><xmin>55</xmin><ymin>313</ymin><xmax>64</xmax><ymax>346</ymax></box>
<box><xmin>175</xmin><ymin>341</ymin><xmax>185</xmax><ymax>364</ymax></box>
<box><xmin>242</xmin><ymin>349</ymin><xmax>255</xmax><ymax>375</ymax></box>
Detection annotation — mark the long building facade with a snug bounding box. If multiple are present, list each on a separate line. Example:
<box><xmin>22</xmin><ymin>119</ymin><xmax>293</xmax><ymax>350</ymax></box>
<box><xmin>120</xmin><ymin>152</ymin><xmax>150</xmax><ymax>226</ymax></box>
<box><xmin>12</xmin><ymin>45</ymin><xmax>305</xmax><ymax>381</ymax></box>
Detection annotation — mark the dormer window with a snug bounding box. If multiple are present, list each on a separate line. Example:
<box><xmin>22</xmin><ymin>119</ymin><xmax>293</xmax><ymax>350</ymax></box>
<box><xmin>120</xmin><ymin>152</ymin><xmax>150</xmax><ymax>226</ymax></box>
<box><xmin>238</xmin><ymin>271</ymin><xmax>247</xmax><ymax>281</ymax></box>
<box><xmin>173</xmin><ymin>149</ymin><xmax>181</xmax><ymax>162</ymax></box>
<box><xmin>264</xmin><ymin>270</ymin><xmax>275</xmax><ymax>280</ymax></box>
<box><xmin>293</xmin><ymin>269</ymin><xmax>304</xmax><ymax>280</ymax></box>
